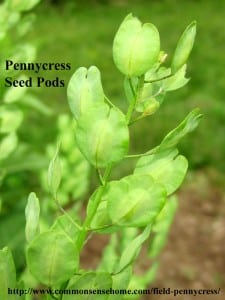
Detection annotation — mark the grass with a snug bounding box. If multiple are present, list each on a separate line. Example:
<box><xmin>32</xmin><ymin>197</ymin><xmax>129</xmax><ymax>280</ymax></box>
<box><xmin>25</xmin><ymin>0</ymin><xmax>225</xmax><ymax>171</ymax></box>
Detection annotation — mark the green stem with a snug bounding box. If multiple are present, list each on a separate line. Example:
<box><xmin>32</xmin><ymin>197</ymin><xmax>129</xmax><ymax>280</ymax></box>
<box><xmin>126</xmin><ymin>78</ymin><xmax>137</xmax><ymax>124</ymax></box>
<box><xmin>126</xmin><ymin>76</ymin><xmax>145</xmax><ymax>124</ymax></box>
<box><xmin>144</xmin><ymin>73</ymin><xmax>172</xmax><ymax>84</ymax></box>
<box><xmin>96</xmin><ymin>168</ymin><xmax>104</xmax><ymax>185</ymax></box>
<box><xmin>76</xmin><ymin>164</ymin><xmax>113</xmax><ymax>251</ymax></box>
<box><xmin>53</xmin><ymin>196</ymin><xmax>82</xmax><ymax>231</ymax></box>
<box><xmin>125</xmin><ymin>146</ymin><xmax>159</xmax><ymax>159</ymax></box>
<box><xmin>129</xmin><ymin>114</ymin><xmax>146</xmax><ymax>125</ymax></box>
<box><xmin>104</xmin><ymin>94</ymin><xmax>116</xmax><ymax>109</ymax></box>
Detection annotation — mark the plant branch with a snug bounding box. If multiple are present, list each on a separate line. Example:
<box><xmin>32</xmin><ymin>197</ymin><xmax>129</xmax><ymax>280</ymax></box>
<box><xmin>76</xmin><ymin>164</ymin><xmax>113</xmax><ymax>251</ymax></box>
<box><xmin>104</xmin><ymin>94</ymin><xmax>116</xmax><ymax>109</ymax></box>
<box><xmin>126</xmin><ymin>75</ymin><xmax>144</xmax><ymax>124</ymax></box>
<box><xmin>53</xmin><ymin>195</ymin><xmax>82</xmax><ymax>231</ymax></box>
<box><xmin>125</xmin><ymin>147</ymin><xmax>159</xmax><ymax>159</ymax></box>
<box><xmin>144</xmin><ymin>73</ymin><xmax>172</xmax><ymax>84</ymax></box>
<box><xmin>96</xmin><ymin>168</ymin><xmax>104</xmax><ymax>185</ymax></box>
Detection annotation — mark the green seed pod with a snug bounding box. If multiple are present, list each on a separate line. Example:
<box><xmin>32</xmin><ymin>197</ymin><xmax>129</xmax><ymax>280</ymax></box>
<box><xmin>171</xmin><ymin>21</ymin><xmax>197</xmax><ymax>73</ymax></box>
<box><xmin>67</xmin><ymin>66</ymin><xmax>104</xmax><ymax>120</ymax></box>
<box><xmin>113</xmin><ymin>13</ymin><xmax>160</xmax><ymax>77</ymax></box>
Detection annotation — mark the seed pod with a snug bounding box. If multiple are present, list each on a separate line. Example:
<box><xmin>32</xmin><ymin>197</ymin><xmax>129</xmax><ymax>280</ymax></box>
<box><xmin>113</xmin><ymin>14</ymin><xmax>160</xmax><ymax>77</ymax></box>
<box><xmin>67</xmin><ymin>66</ymin><xmax>104</xmax><ymax>120</ymax></box>
<box><xmin>171</xmin><ymin>21</ymin><xmax>197</xmax><ymax>73</ymax></box>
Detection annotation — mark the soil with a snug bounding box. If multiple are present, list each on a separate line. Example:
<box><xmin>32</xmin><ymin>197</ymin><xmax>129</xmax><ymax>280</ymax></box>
<box><xmin>81</xmin><ymin>170</ymin><xmax>225</xmax><ymax>300</ymax></box>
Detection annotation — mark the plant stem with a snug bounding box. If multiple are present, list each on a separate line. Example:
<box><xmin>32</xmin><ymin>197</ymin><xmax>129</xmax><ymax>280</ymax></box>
<box><xmin>125</xmin><ymin>146</ymin><xmax>159</xmax><ymax>159</ymax></box>
<box><xmin>126</xmin><ymin>75</ymin><xmax>144</xmax><ymax>124</ymax></box>
<box><xmin>53</xmin><ymin>196</ymin><xmax>82</xmax><ymax>231</ymax></box>
<box><xmin>144</xmin><ymin>73</ymin><xmax>172</xmax><ymax>84</ymax></box>
<box><xmin>76</xmin><ymin>164</ymin><xmax>113</xmax><ymax>251</ymax></box>
<box><xmin>96</xmin><ymin>168</ymin><xmax>104</xmax><ymax>185</ymax></box>
<box><xmin>129</xmin><ymin>114</ymin><xmax>146</xmax><ymax>125</ymax></box>
<box><xmin>104</xmin><ymin>94</ymin><xmax>116</xmax><ymax>109</ymax></box>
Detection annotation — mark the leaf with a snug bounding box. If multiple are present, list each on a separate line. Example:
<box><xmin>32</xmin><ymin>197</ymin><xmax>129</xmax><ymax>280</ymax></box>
<box><xmin>149</xmin><ymin>196</ymin><xmax>177</xmax><ymax>258</ymax></box>
<box><xmin>21</xmin><ymin>94</ymin><xmax>52</xmax><ymax>116</ymax></box>
<box><xmin>0</xmin><ymin>132</ymin><xmax>18</xmax><ymax>161</ymax></box>
<box><xmin>0</xmin><ymin>211</ymin><xmax>26</xmax><ymax>270</ymax></box>
<box><xmin>3</xmin><ymin>75</ymin><xmax>29</xmax><ymax>103</ymax></box>
<box><xmin>98</xmin><ymin>235</ymin><xmax>118</xmax><ymax>273</ymax></box>
<box><xmin>171</xmin><ymin>21</ymin><xmax>197</xmax><ymax>73</ymax></box>
<box><xmin>16</xmin><ymin>14</ymin><xmax>36</xmax><ymax>37</ymax></box>
<box><xmin>108</xmin><ymin>267</ymin><xmax>132</xmax><ymax>300</ymax></box>
<box><xmin>162</xmin><ymin>65</ymin><xmax>189</xmax><ymax>91</ymax></box>
<box><xmin>113</xmin><ymin>13</ymin><xmax>160</xmax><ymax>76</ymax></box>
<box><xmin>48</xmin><ymin>143</ymin><xmax>61</xmax><ymax>197</ymax></box>
<box><xmin>67</xmin><ymin>66</ymin><xmax>104</xmax><ymax>120</ymax></box>
<box><xmin>159</xmin><ymin>108</ymin><xmax>202</xmax><ymax>151</ymax></box>
<box><xmin>76</xmin><ymin>103</ymin><xmax>129</xmax><ymax>168</ymax></box>
<box><xmin>117</xmin><ymin>226</ymin><xmax>151</xmax><ymax>272</ymax></box>
<box><xmin>25</xmin><ymin>192</ymin><xmax>40</xmax><ymax>242</ymax></box>
<box><xmin>90</xmin><ymin>201</ymin><xmax>119</xmax><ymax>234</ymax></box>
<box><xmin>52</xmin><ymin>114</ymin><xmax>91</xmax><ymax>203</ymax></box>
<box><xmin>0</xmin><ymin>247</ymin><xmax>17</xmax><ymax>300</ymax></box>
<box><xmin>106</xmin><ymin>174</ymin><xmax>166</xmax><ymax>227</ymax></box>
<box><xmin>51</xmin><ymin>214</ymin><xmax>81</xmax><ymax>242</ymax></box>
<box><xmin>63</xmin><ymin>272</ymin><xmax>112</xmax><ymax>300</ymax></box>
<box><xmin>26</xmin><ymin>230</ymin><xmax>79</xmax><ymax>286</ymax></box>
<box><xmin>8</xmin><ymin>44</ymin><xmax>36</xmax><ymax>66</ymax></box>
<box><xmin>0</xmin><ymin>107</ymin><xmax>23</xmax><ymax>133</ymax></box>
<box><xmin>134</xmin><ymin>148</ymin><xmax>188</xmax><ymax>195</ymax></box>
<box><xmin>6</xmin><ymin>0</ymin><xmax>41</xmax><ymax>12</ymax></box>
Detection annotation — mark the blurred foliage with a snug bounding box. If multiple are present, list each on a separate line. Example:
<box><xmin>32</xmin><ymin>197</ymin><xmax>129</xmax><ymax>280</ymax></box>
<box><xmin>28</xmin><ymin>0</ymin><xmax>225</xmax><ymax>172</ymax></box>
<box><xmin>40</xmin><ymin>114</ymin><xmax>91</xmax><ymax>209</ymax></box>
<box><xmin>0</xmin><ymin>0</ymin><xmax>49</xmax><ymax>271</ymax></box>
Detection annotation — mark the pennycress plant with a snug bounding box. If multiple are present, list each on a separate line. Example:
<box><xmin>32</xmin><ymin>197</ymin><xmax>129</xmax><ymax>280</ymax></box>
<box><xmin>1</xmin><ymin>13</ymin><xmax>202</xmax><ymax>300</ymax></box>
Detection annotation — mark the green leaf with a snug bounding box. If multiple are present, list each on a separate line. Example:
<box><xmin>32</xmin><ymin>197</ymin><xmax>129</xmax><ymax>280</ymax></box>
<box><xmin>48</xmin><ymin>143</ymin><xmax>61</xmax><ymax>198</ymax></box>
<box><xmin>0</xmin><ymin>132</ymin><xmax>18</xmax><ymax>161</ymax></box>
<box><xmin>63</xmin><ymin>272</ymin><xmax>112</xmax><ymax>300</ymax></box>
<box><xmin>98</xmin><ymin>235</ymin><xmax>118</xmax><ymax>273</ymax></box>
<box><xmin>8</xmin><ymin>44</ymin><xmax>36</xmax><ymax>67</ymax></box>
<box><xmin>0</xmin><ymin>107</ymin><xmax>23</xmax><ymax>133</ymax></box>
<box><xmin>90</xmin><ymin>200</ymin><xmax>119</xmax><ymax>233</ymax></box>
<box><xmin>149</xmin><ymin>196</ymin><xmax>177</xmax><ymax>258</ymax></box>
<box><xmin>162</xmin><ymin>65</ymin><xmax>189</xmax><ymax>91</ymax></box>
<box><xmin>171</xmin><ymin>21</ymin><xmax>197</xmax><ymax>73</ymax></box>
<box><xmin>26</xmin><ymin>230</ymin><xmax>78</xmax><ymax>286</ymax></box>
<box><xmin>117</xmin><ymin>226</ymin><xmax>151</xmax><ymax>272</ymax></box>
<box><xmin>3</xmin><ymin>75</ymin><xmax>29</xmax><ymax>103</ymax></box>
<box><xmin>25</xmin><ymin>192</ymin><xmax>40</xmax><ymax>242</ymax></box>
<box><xmin>76</xmin><ymin>103</ymin><xmax>129</xmax><ymax>168</ymax></box>
<box><xmin>159</xmin><ymin>108</ymin><xmax>202</xmax><ymax>151</ymax></box>
<box><xmin>16</xmin><ymin>14</ymin><xmax>36</xmax><ymax>37</ymax></box>
<box><xmin>6</xmin><ymin>0</ymin><xmax>41</xmax><ymax>12</ymax></box>
<box><xmin>67</xmin><ymin>66</ymin><xmax>104</xmax><ymax>120</ymax></box>
<box><xmin>106</xmin><ymin>174</ymin><xmax>166</xmax><ymax>227</ymax></box>
<box><xmin>21</xmin><ymin>94</ymin><xmax>52</xmax><ymax>116</ymax></box>
<box><xmin>113</xmin><ymin>13</ymin><xmax>160</xmax><ymax>76</ymax></box>
<box><xmin>51</xmin><ymin>214</ymin><xmax>81</xmax><ymax>242</ymax></box>
<box><xmin>108</xmin><ymin>267</ymin><xmax>132</xmax><ymax>300</ymax></box>
<box><xmin>124</xmin><ymin>77</ymin><xmax>138</xmax><ymax>103</ymax></box>
<box><xmin>0</xmin><ymin>247</ymin><xmax>17</xmax><ymax>300</ymax></box>
<box><xmin>134</xmin><ymin>148</ymin><xmax>188</xmax><ymax>195</ymax></box>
